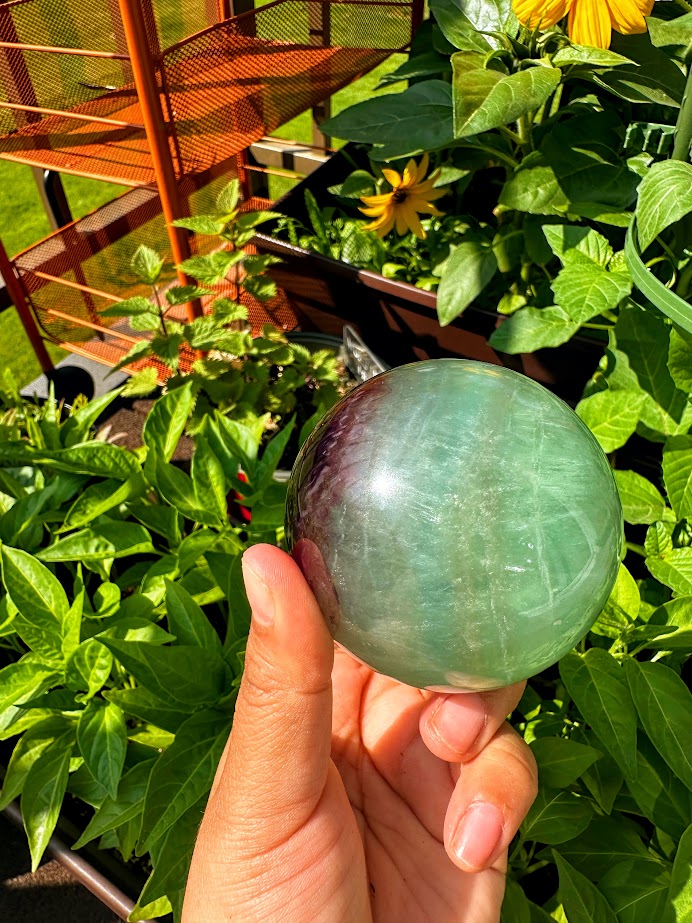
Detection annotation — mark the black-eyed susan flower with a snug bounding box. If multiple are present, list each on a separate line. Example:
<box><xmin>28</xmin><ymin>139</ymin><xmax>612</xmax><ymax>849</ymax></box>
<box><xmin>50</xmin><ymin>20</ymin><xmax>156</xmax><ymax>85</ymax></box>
<box><xmin>359</xmin><ymin>154</ymin><xmax>448</xmax><ymax>240</ymax></box>
<box><xmin>513</xmin><ymin>0</ymin><xmax>654</xmax><ymax>49</ymax></box>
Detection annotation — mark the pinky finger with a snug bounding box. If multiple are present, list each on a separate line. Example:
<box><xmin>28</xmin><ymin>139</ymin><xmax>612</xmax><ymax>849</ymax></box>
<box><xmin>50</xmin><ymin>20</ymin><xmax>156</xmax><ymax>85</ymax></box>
<box><xmin>444</xmin><ymin>724</ymin><xmax>538</xmax><ymax>873</ymax></box>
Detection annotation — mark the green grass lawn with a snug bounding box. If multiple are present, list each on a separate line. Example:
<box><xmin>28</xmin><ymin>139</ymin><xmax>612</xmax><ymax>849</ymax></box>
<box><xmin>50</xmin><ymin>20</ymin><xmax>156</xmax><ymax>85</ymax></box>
<box><xmin>0</xmin><ymin>56</ymin><xmax>403</xmax><ymax>387</ymax></box>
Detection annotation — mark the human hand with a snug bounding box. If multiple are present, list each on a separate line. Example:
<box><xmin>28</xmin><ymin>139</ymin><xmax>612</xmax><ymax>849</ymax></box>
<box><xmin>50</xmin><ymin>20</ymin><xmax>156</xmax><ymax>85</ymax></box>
<box><xmin>183</xmin><ymin>544</ymin><xmax>538</xmax><ymax>923</ymax></box>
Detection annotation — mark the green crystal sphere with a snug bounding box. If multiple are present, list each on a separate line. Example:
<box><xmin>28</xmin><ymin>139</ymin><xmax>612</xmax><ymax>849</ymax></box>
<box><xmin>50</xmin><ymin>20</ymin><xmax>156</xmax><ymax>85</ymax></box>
<box><xmin>286</xmin><ymin>360</ymin><xmax>622</xmax><ymax>691</ymax></box>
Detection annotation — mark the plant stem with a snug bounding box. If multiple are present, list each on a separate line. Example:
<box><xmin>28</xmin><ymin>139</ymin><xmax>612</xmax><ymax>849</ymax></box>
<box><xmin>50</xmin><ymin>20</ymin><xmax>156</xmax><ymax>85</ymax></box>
<box><xmin>625</xmin><ymin>541</ymin><xmax>646</xmax><ymax>557</ymax></box>
<box><xmin>673</xmin><ymin>58</ymin><xmax>692</xmax><ymax>161</ymax></box>
<box><xmin>153</xmin><ymin>285</ymin><xmax>168</xmax><ymax>337</ymax></box>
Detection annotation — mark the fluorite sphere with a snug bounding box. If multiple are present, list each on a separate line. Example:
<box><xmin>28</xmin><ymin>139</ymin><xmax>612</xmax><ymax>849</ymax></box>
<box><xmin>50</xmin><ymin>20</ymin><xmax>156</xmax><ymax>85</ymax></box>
<box><xmin>286</xmin><ymin>360</ymin><xmax>622</xmax><ymax>692</ymax></box>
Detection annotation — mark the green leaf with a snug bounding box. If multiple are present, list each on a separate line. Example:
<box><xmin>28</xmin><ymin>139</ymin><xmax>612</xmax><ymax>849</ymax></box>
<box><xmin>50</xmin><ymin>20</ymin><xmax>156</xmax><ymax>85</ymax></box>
<box><xmin>579</xmin><ymin>730</ymin><xmax>623</xmax><ymax>814</ymax></box>
<box><xmin>178</xmin><ymin>250</ymin><xmax>244</xmax><ymax>284</ymax></box>
<box><xmin>77</xmin><ymin>700</ymin><xmax>128</xmax><ymax>800</ymax></box>
<box><xmin>647</xmin><ymin>12</ymin><xmax>692</xmax><ymax>48</ymax></box>
<box><xmin>0</xmin><ymin>717</ymin><xmax>72</xmax><ymax>810</ymax></box>
<box><xmin>625</xmin><ymin>659</ymin><xmax>692</xmax><ymax>790</ymax></box>
<box><xmin>100</xmin><ymin>639</ymin><xmax>229</xmax><ymax>707</ymax></box>
<box><xmin>100</xmin><ymin>296</ymin><xmax>155</xmax><ymax>318</ymax></box>
<box><xmin>128</xmin><ymin>502</ymin><xmax>181</xmax><ymax>547</ymax></box>
<box><xmin>552</xmin><ymin>44</ymin><xmax>634</xmax><ymax>67</ymax></box>
<box><xmin>36</xmin><ymin>442</ymin><xmax>141</xmax><ymax>480</ymax></box>
<box><xmin>559</xmin><ymin>650</ymin><xmax>637</xmax><ymax>778</ymax></box>
<box><xmin>137</xmin><ymin>797</ymin><xmax>203</xmax><ymax>908</ymax></box>
<box><xmin>615</xmin><ymin>307</ymin><xmax>692</xmax><ymax>439</ymax></box>
<box><xmin>129</xmin><ymin>312</ymin><xmax>161</xmax><ymax>332</ymax></box>
<box><xmin>501</xmin><ymin>878</ymin><xmax>531</xmax><ymax>923</ymax></box>
<box><xmin>636</xmin><ymin>161</ymin><xmax>692</xmax><ymax>252</ymax></box>
<box><xmin>500</xmin><ymin>153</ymin><xmax>569</xmax><ymax>216</ymax></box>
<box><xmin>645</xmin><ymin>522</ymin><xmax>674</xmax><ymax>559</ymax></box>
<box><xmin>553</xmin><ymin>852</ymin><xmax>618</xmax><ymax>923</ymax></box>
<box><xmin>143</xmin><ymin>383</ymin><xmax>194</xmax><ymax>463</ymax></box>
<box><xmin>553</xmin><ymin>815</ymin><xmax>649</xmax><ymax>880</ymax></box>
<box><xmin>600</xmin><ymin>858</ymin><xmax>671</xmax><ymax>923</ymax></box>
<box><xmin>668</xmin><ymin>822</ymin><xmax>692</xmax><ymax>923</ymax></box>
<box><xmin>321</xmin><ymin>81</ymin><xmax>455</xmax><ymax>161</ymax></box>
<box><xmin>0</xmin><ymin>656</ymin><xmax>60</xmax><ymax>713</ymax></box>
<box><xmin>154</xmin><ymin>459</ymin><xmax>218</xmax><ymax>525</ymax></box>
<box><xmin>452</xmin><ymin>55</ymin><xmax>560</xmax><ymax>138</ymax></box>
<box><xmin>131</xmin><ymin>245</ymin><xmax>164</xmax><ymax>285</ymax></box>
<box><xmin>614</xmin><ymin>469</ymin><xmax>667</xmax><ymax>524</ymax></box>
<box><xmin>164</xmin><ymin>580</ymin><xmax>222</xmax><ymax>653</ymax></box>
<box><xmin>576</xmin><ymin>391</ymin><xmax>644</xmax><ymax>453</ymax></box>
<box><xmin>72</xmin><ymin>758</ymin><xmax>155</xmax><ymax>849</ymax></box>
<box><xmin>552</xmin><ymin>262</ymin><xmax>631</xmax><ymax>325</ymax></box>
<box><xmin>38</xmin><ymin>521</ymin><xmax>154</xmax><ymax>562</ymax></box>
<box><xmin>138</xmin><ymin>708</ymin><xmax>231</xmax><ymax>853</ymax></box>
<box><xmin>522</xmin><ymin>788</ymin><xmax>593</xmax><ymax>844</ymax></box>
<box><xmin>488</xmin><ymin>306</ymin><xmax>579</xmax><ymax>354</ymax></box>
<box><xmin>647</xmin><ymin>549</ymin><xmax>692</xmax><ymax>596</ymax></box>
<box><xmin>591</xmin><ymin>564</ymin><xmax>639</xmax><ymax>639</ymax></box>
<box><xmin>172</xmin><ymin>215</ymin><xmax>224</xmax><ymax>235</ymax></box>
<box><xmin>669</xmin><ymin>328</ymin><xmax>692</xmax><ymax>394</ymax></box>
<box><xmin>627</xmin><ymin>735</ymin><xmax>692</xmax><ymax>838</ymax></box>
<box><xmin>176</xmin><ymin>529</ymin><xmax>220</xmax><ymax>574</ymax></box>
<box><xmin>1</xmin><ymin>546</ymin><xmax>69</xmax><ymax>659</ymax></box>
<box><xmin>191</xmin><ymin>434</ymin><xmax>227</xmax><ymax>523</ymax></box>
<box><xmin>20</xmin><ymin>729</ymin><xmax>73</xmax><ymax>871</ymax></box>
<box><xmin>61</xmin><ymin>388</ymin><xmax>123</xmax><ymax>447</ymax></box>
<box><xmin>663</xmin><ymin>435</ymin><xmax>692</xmax><ymax>521</ymax></box>
<box><xmin>60</xmin><ymin>475</ymin><xmax>142</xmax><ymax>532</ymax></box>
<box><xmin>66</xmin><ymin>638</ymin><xmax>113</xmax><ymax>701</ymax></box>
<box><xmin>254</xmin><ymin>418</ymin><xmax>295</xmax><ymax>490</ymax></box>
<box><xmin>530</xmin><ymin>738</ymin><xmax>601</xmax><ymax>789</ymax></box>
<box><xmin>104</xmin><ymin>687</ymin><xmax>191</xmax><ymax>733</ymax></box>
<box><xmin>543</xmin><ymin>225</ymin><xmax>614</xmax><ymax>268</ymax></box>
<box><xmin>436</xmin><ymin>240</ymin><xmax>497</xmax><ymax>325</ymax></box>
<box><xmin>122</xmin><ymin>367</ymin><xmax>159</xmax><ymax>398</ymax></box>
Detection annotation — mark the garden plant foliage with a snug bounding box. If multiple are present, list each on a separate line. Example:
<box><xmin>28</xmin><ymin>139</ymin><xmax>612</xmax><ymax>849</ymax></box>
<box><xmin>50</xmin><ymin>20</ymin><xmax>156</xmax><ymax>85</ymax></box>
<box><xmin>0</xmin><ymin>4</ymin><xmax>692</xmax><ymax>921</ymax></box>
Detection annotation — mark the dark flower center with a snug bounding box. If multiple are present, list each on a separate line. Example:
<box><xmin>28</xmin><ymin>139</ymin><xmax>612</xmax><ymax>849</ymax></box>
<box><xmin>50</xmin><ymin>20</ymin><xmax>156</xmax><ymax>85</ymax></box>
<box><xmin>392</xmin><ymin>189</ymin><xmax>408</xmax><ymax>204</ymax></box>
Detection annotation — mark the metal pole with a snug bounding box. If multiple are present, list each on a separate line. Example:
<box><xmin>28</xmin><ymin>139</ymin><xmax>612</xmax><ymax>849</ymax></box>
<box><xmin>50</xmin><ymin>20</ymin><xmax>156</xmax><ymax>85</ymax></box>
<box><xmin>117</xmin><ymin>0</ymin><xmax>203</xmax><ymax>322</ymax></box>
<box><xmin>0</xmin><ymin>238</ymin><xmax>53</xmax><ymax>373</ymax></box>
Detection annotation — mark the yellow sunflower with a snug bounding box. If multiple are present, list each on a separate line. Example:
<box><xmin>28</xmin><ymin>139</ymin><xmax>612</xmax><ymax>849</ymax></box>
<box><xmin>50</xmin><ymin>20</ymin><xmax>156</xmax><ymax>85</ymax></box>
<box><xmin>359</xmin><ymin>154</ymin><xmax>448</xmax><ymax>240</ymax></box>
<box><xmin>513</xmin><ymin>0</ymin><xmax>654</xmax><ymax>49</ymax></box>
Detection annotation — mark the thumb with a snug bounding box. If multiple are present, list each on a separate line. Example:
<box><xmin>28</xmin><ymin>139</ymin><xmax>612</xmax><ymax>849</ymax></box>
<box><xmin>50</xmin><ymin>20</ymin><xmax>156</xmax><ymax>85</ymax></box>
<box><xmin>220</xmin><ymin>544</ymin><xmax>335</xmax><ymax>831</ymax></box>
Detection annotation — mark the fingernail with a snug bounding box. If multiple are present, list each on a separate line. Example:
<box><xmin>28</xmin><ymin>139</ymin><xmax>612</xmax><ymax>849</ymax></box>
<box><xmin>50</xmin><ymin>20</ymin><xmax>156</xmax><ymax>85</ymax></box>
<box><xmin>451</xmin><ymin>802</ymin><xmax>504</xmax><ymax>871</ymax></box>
<box><xmin>430</xmin><ymin>695</ymin><xmax>486</xmax><ymax>756</ymax></box>
<box><xmin>242</xmin><ymin>557</ymin><xmax>275</xmax><ymax>627</ymax></box>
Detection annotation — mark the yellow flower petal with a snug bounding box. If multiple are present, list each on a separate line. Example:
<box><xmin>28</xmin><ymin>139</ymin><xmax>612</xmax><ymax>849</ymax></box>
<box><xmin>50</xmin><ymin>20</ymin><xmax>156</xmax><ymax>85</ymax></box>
<box><xmin>416</xmin><ymin>203</ymin><xmax>445</xmax><ymax>217</ymax></box>
<box><xmin>631</xmin><ymin>0</ymin><xmax>653</xmax><ymax>13</ymax></box>
<box><xmin>395</xmin><ymin>207</ymin><xmax>410</xmax><ymax>236</ymax></box>
<box><xmin>402</xmin><ymin>159</ymin><xmax>418</xmax><ymax>188</ymax></box>
<box><xmin>404</xmin><ymin>203</ymin><xmax>426</xmax><ymax>239</ymax></box>
<box><xmin>363</xmin><ymin>212</ymin><xmax>395</xmax><ymax>237</ymax></box>
<box><xmin>382</xmin><ymin>168</ymin><xmax>402</xmax><ymax>189</ymax></box>
<box><xmin>569</xmin><ymin>0</ymin><xmax>611</xmax><ymax>47</ymax></box>
<box><xmin>360</xmin><ymin>192</ymin><xmax>395</xmax><ymax>207</ymax></box>
<box><xmin>606</xmin><ymin>0</ymin><xmax>647</xmax><ymax>33</ymax></box>
<box><xmin>513</xmin><ymin>0</ymin><xmax>570</xmax><ymax>28</ymax></box>
<box><xmin>415</xmin><ymin>153</ymin><xmax>430</xmax><ymax>183</ymax></box>
<box><xmin>359</xmin><ymin>205</ymin><xmax>388</xmax><ymax>217</ymax></box>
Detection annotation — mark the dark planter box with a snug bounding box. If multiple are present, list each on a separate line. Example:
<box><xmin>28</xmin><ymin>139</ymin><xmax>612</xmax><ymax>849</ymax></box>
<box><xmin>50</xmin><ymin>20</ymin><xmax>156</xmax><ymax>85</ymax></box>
<box><xmin>253</xmin><ymin>145</ymin><xmax>605</xmax><ymax>405</ymax></box>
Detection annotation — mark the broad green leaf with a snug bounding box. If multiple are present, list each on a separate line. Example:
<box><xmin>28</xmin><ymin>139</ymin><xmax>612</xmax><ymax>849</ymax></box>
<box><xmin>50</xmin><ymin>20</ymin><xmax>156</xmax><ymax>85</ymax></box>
<box><xmin>321</xmin><ymin>81</ymin><xmax>455</xmax><ymax>160</ymax></box>
<box><xmin>668</xmin><ymin>823</ymin><xmax>692</xmax><ymax>923</ymax></box>
<box><xmin>488</xmin><ymin>306</ymin><xmax>579</xmax><ymax>354</ymax></box>
<box><xmin>122</xmin><ymin>367</ymin><xmax>158</xmax><ymax>398</ymax></box>
<box><xmin>576</xmin><ymin>391</ymin><xmax>644</xmax><ymax>453</ymax></box>
<box><xmin>66</xmin><ymin>638</ymin><xmax>113</xmax><ymax>700</ymax></box>
<box><xmin>625</xmin><ymin>659</ymin><xmax>692</xmax><ymax>791</ymax></box>
<box><xmin>501</xmin><ymin>878</ymin><xmax>531</xmax><ymax>923</ymax></box>
<box><xmin>543</xmin><ymin>225</ymin><xmax>614</xmax><ymax>267</ymax></box>
<box><xmin>663</xmin><ymin>435</ymin><xmax>692</xmax><ymax>521</ymax></box>
<box><xmin>429</xmin><ymin>0</ymin><xmax>507</xmax><ymax>51</ymax></box>
<box><xmin>164</xmin><ymin>580</ymin><xmax>222</xmax><ymax>653</ymax></box>
<box><xmin>255</xmin><ymin>418</ymin><xmax>296</xmax><ymax>490</ymax></box>
<box><xmin>522</xmin><ymin>788</ymin><xmax>593</xmax><ymax>844</ymax></box>
<box><xmin>437</xmin><ymin>240</ymin><xmax>497</xmax><ymax>325</ymax></box>
<box><xmin>552</xmin><ymin>45</ymin><xmax>634</xmax><ymax>67</ymax></box>
<box><xmin>627</xmin><ymin>735</ymin><xmax>692</xmax><ymax>839</ymax></box>
<box><xmin>104</xmin><ymin>687</ymin><xmax>191</xmax><ymax>733</ymax></box>
<box><xmin>179</xmin><ymin>250</ymin><xmax>243</xmax><ymax>284</ymax></box>
<box><xmin>176</xmin><ymin>529</ymin><xmax>220</xmax><ymax>574</ymax></box>
<box><xmin>647</xmin><ymin>549</ymin><xmax>692</xmax><ymax>596</ymax></box>
<box><xmin>138</xmin><ymin>797</ymin><xmax>204</xmax><ymax>908</ymax></box>
<box><xmin>191</xmin><ymin>434</ymin><xmax>227</xmax><ymax>523</ymax></box>
<box><xmin>0</xmin><ymin>716</ymin><xmax>72</xmax><ymax>810</ymax></box>
<box><xmin>591</xmin><ymin>564</ymin><xmax>639</xmax><ymax>639</ymax></box>
<box><xmin>72</xmin><ymin>758</ymin><xmax>155</xmax><ymax>849</ymax></box>
<box><xmin>600</xmin><ymin>858</ymin><xmax>671</xmax><ymax>923</ymax></box>
<box><xmin>647</xmin><ymin>12</ymin><xmax>692</xmax><ymax>48</ymax></box>
<box><xmin>138</xmin><ymin>708</ymin><xmax>231</xmax><ymax>852</ymax></box>
<box><xmin>669</xmin><ymin>328</ymin><xmax>692</xmax><ymax>394</ymax></box>
<box><xmin>530</xmin><ymin>738</ymin><xmax>601</xmax><ymax>789</ymax></box>
<box><xmin>128</xmin><ymin>502</ymin><xmax>181</xmax><ymax>547</ymax></box>
<box><xmin>579</xmin><ymin>730</ymin><xmax>623</xmax><ymax>814</ymax></box>
<box><xmin>154</xmin><ymin>459</ymin><xmax>218</xmax><ymax>526</ymax></box>
<box><xmin>77</xmin><ymin>700</ymin><xmax>128</xmax><ymax>800</ymax></box>
<box><xmin>552</xmin><ymin>262</ymin><xmax>631</xmax><ymax>325</ymax></box>
<box><xmin>35</xmin><ymin>442</ymin><xmax>140</xmax><ymax>480</ymax></box>
<box><xmin>127</xmin><ymin>895</ymin><xmax>172</xmax><ymax>922</ymax></box>
<box><xmin>100</xmin><ymin>639</ymin><xmax>230</xmax><ymax>707</ymax></box>
<box><xmin>614</xmin><ymin>469</ymin><xmax>667</xmax><ymax>524</ymax></box>
<box><xmin>452</xmin><ymin>55</ymin><xmax>560</xmax><ymax>138</ymax></box>
<box><xmin>552</xmin><ymin>815</ymin><xmax>649</xmax><ymax>880</ymax></box>
<box><xmin>143</xmin><ymin>383</ymin><xmax>194</xmax><ymax>463</ymax></box>
<box><xmin>639</xmin><ymin>597</ymin><xmax>692</xmax><ymax>650</ymax></box>
<box><xmin>559</xmin><ymin>650</ymin><xmax>637</xmax><ymax>778</ymax></box>
<box><xmin>101</xmin><ymin>296</ymin><xmax>154</xmax><ymax>318</ymax></box>
<box><xmin>553</xmin><ymin>852</ymin><xmax>617</xmax><ymax>923</ymax></box>
<box><xmin>131</xmin><ymin>245</ymin><xmax>164</xmax><ymax>285</ymax></box>
<box><xmin>61</xmin><ymin>388</ymin><xmax>123</xmax><ymax>447</ymax></box>
<box><xmin>636</xmin><ymin>161</ymin><xmax>692</xmax><ymax>252</ymax></box>
<box><xmin>60</xmin><ymin>476</ymin><xmax>142</xmax><ymax>532</ymax></box>
<box><xmin>499</xmin><ymin>154</ymin><xmax>569</xmax><ymax>216</ymax></box>
<box><xmin>39</xmin><ymin>520</ymin><xmax>154</xmax><ymax>563</ymax></box>
<box><xmin>2</xmin><ymin>546</ymin><xmax>69</xmax><ymax>652</ymax></box>
<box><xmin>614</xmin><ymin>307</ymin><xmax>692</xmax><ymax>438</ymax></box>
<box><xmin>21</xmin><ymin>730</ymin><xmax>73</xmax><ymax>871</ymax></box>
<box><xmin>592</xmin><ymin>31</ymin><xmax>686</xmax><ymax>107</ymax></box>
<box><xmin>645</xmin><ymin>522</ymin><xmax>674</xmax><ymax>558</ymax></box>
